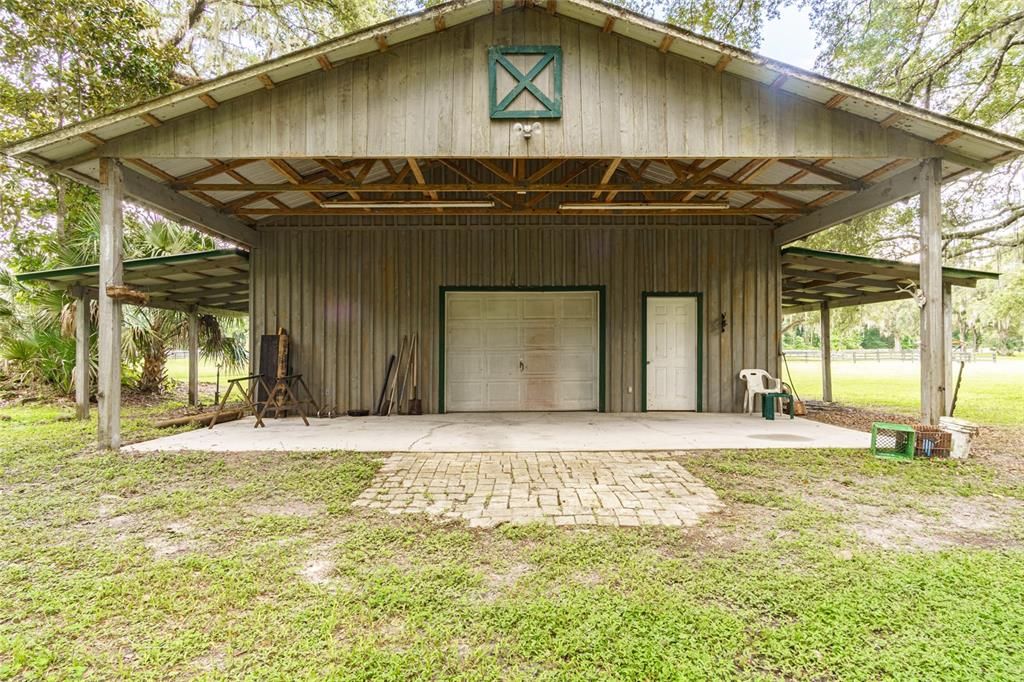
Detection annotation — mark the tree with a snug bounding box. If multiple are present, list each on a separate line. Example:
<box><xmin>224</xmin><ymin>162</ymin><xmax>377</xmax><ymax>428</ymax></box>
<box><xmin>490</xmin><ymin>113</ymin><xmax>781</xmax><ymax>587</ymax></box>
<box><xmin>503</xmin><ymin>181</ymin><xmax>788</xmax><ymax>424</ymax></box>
<box><xmin>0</xmin><ymin>0</ymin><xmax>180</xmax><ymax>267</ymax></box>
<box><xmin>663</xmin><ymin>0</ymin><xmax>783</xmax><ymax>47</ymax></box>
<box><xmin>801</xmin><ymin>0</ymin><xmax>1024</xmax><ymax>262</ymax></box>
<box><xmin>148</xmin><ymin>0</ymin><xmax>398</xmax><ymax>81</ymax></box>
<box><xmin>0</xmin><ymin>1</ymin><xmax>250</xmax><ymax>396</ymax></box>
<box><xmin>789</xmin><ymin>0</ymin><xmax>1024</xmax><ymax>352</ymax></box>
<box><xmin>150</xmin><ymin>0</ymin><xmax>787</xmax><ymax>83</ymax></box>
<box><xmin>978</xmin><ymin>267</ymin><xmax>1024</xmax><ymax>351</ymax></box>
<box><xmin>1</xmin><ymin>207</ymin><xmax>247</xmax><ymax>394</ymax></box>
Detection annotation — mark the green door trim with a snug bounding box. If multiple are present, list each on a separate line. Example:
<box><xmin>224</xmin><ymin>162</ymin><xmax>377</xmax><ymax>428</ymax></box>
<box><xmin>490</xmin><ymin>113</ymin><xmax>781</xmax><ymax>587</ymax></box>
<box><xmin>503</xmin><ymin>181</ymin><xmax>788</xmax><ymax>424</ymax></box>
<box><xmin>640</xmin><ymin>292</ymin><xmax>704</xmax><ymax>413</ymax></box>
<box><xmin>439</xmin><ymin>286</ymin><xmax>606</xmax><ymax>414</ymax></box>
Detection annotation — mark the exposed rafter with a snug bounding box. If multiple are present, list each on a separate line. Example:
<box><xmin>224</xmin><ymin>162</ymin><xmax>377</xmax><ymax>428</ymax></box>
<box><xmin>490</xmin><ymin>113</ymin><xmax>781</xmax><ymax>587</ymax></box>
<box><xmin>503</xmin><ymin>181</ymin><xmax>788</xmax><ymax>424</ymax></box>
<box><xmin>121</xmin><ymin>156</ymin><xmax>921</xmax><ymax>223</ymax></box>
<box><xmin>774</xmin><ymin>164</ymin><xmax>926</xmax><ymax>245</ymax></box>
<box><xmin>185</xmin><ymin>180</ymin><xmax>862</xmax><ymax>194</ymax></box>
<box><xmin>236</xmin><ymin>206</ymin><xmax>803</xmax><ymax>216</ymax></box>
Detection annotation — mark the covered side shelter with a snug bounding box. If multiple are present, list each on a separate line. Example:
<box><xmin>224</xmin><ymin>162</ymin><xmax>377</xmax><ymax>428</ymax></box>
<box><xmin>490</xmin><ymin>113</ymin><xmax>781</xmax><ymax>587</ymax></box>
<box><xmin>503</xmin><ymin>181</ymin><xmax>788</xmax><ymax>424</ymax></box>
<box><xmin>781</xmin><ymin>247</ymin><xmax>998</xmax><ymax>405</ymax></box>
<box><xmin>17</xmin><ymin>250</ymin><xmax>249</xmax><ymax>420</ymax></box>
<box><xmin>4</xmin><ymin>0</ymin><xmax>1023</xmax><ymax>449</ymax></box>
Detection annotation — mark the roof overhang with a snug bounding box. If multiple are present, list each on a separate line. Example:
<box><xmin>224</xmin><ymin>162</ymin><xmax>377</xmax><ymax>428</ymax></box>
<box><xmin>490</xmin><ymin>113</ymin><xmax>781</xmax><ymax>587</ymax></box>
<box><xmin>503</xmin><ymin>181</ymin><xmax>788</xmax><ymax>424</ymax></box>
<box><xmin>781</xmin><ymin>247</ymin><xmax>998</xmax><ymax>314</ymax></box>
<box><xmin>5</xmin><ymin>0</ymin><xmax>1023</xmax><ymax>171</ymax></box>
<box><xmin>3</xmin><ymin>0</ymin><xmax>1022</xmax><ymax>246</ymax></box>
<box><xmin>17</xmin><ymin>249</ymin><xmax>249</xmax><ymax>315</ymax></box>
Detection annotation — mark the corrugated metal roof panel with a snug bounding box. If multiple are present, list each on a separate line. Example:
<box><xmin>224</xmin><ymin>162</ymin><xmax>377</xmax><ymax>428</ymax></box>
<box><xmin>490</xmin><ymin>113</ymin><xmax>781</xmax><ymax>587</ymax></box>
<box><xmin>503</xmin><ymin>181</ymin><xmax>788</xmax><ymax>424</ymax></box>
<box><xmin>781</xmin><ymin>247</ymin><xmax>999</xmax><ymax>312</ymax></box>
<box><xmin>155</xmin><ymin>158</ymin><xmax>216</xmax><ymax>177</ymax></box>
<box><xmin>15</xmin><ymin>249</ymin><xmax>250</xmax><ymax>313</ymax></box>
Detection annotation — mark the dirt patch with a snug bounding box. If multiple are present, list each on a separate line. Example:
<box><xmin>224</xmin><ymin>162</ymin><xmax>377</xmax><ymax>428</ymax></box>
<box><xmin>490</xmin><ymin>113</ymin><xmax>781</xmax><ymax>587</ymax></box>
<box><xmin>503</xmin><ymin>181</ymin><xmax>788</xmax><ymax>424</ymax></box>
<box><xmin>849</xmin><ymin>515</ymin><xmax>957</xmax><ymax>551</ymax></box>
<box><xmin>481</xmin><ymin>561</ymin><xmax>532</xmax><ymax>601</ymax></box>
<box><xmin>375</xmin><ymin>616</ymin><xmax>410</xmax><ymax>652</ymax></box>
<box><xmin>94</xmin><ymin>494</ymin><xmax>123</xmax><ymax>517</ymax></box>
<box><xmin>92</xmin><ymin>494</ymin><xmax>136</xmax><ymax>523</ymax></box>
<box><xmin>144</xmin><ymin>521</ymin><xmax>196</xmax><ymax>558</ymax></box>
<box><xmin>972</xmin><ymin>427</ymin><xmax>1024</xmax><ymax>481</ymax></box>
<box><xmin>571</xmin><ymin>570</ymin><xmax>604</xmax><ymax>586</ymax></box>
<box><xmin>805</xmin><ymin>403</ymin><xmax>1024</xmax><ymax>478</ymax></box>
<box><xmin>299</xmin><ymin>541</ymin><xmax>359</xmax><ymax>590</ymax></box>
<box><xmin>190</xmin><ymin>647</ymin><xmax>227</xmax><ymax>672</ymax></box>
<box><xmin>144</xmin><ymin>535</ymin><xmax>191</xmax><ymax>558</ymax></box>
<box><xmin>685</xmin><ymin>504</ymin><xmax>793</xmax><ymax>552</ymax></box>
<box><xmin>71</xmin><ymin>495</ymin><xmax>141</xmax><ymax>540</ymax></box>
<box><xmin>806</xmin><ymin>403</ymin><xmax>1023</xmax><ymax>450</ymax></box>
<box><xmin>677</xmin><ymin>428</ymin><xmax>1024</xmax><ymax>555</ymax></box>
<box><xmin>301</xmin><ymin>558</ymin><xmax>335</xmax><ymax>585</ymax></box>
<box><xmin>246</xmin><ymin>500</ymin><xmax>325</xmax><ymax>518</ymax></box>
<box><xmin>103</xmin><ymin>514</ymin><xmax>135</xmax><ymax>531</ymax></box>
<box><xmin>803</xmin><ymin>403</ymin><xmax>916</xmax><ymax>433</ymax></box>
<box><xmin>814</xmin><ymin>489</ymin><xmax>1024</xmax><ymax>551</ymax></box>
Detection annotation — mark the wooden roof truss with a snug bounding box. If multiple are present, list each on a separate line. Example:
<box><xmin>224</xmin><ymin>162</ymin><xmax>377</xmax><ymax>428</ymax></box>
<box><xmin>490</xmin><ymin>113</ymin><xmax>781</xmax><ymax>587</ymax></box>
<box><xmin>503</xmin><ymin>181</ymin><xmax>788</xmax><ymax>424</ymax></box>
<box><xmin>118</xmin><ymin>154</ymin><xmax>939</xmax><ymax>223</ymax></box>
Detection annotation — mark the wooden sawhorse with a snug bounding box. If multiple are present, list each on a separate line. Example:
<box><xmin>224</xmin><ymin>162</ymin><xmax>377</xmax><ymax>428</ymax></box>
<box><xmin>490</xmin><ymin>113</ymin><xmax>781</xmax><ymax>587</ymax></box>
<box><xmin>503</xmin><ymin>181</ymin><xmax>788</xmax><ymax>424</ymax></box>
<box><xmin>208</xmin><ymin>374</ymin><xmax>320</xmax><ymax>428</ymax></box>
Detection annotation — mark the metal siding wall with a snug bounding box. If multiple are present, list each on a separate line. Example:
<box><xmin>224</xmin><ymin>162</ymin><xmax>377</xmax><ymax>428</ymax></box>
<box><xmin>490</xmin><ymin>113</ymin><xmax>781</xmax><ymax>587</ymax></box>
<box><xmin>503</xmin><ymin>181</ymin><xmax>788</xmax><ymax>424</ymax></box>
<box><xmin>252</xmin><ymin>226</ymin><xmax>778</xmax><ymax>414</ymax></box>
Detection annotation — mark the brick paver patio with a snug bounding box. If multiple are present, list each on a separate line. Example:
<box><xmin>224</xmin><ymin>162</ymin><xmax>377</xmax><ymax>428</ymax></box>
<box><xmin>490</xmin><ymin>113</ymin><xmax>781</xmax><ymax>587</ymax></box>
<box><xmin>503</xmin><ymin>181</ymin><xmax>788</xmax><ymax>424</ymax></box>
<box><xmin>352</xmin><ymin>451</ymin><xmax>722</xmax><ymax>528</ymax></box>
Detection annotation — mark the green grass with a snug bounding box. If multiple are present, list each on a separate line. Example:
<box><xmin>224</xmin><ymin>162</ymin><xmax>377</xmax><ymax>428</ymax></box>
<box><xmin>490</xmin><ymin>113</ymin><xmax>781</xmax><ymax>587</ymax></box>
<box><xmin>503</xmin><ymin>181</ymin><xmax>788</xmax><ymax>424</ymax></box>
<box><xmin>782</xmin><ymin>356</ymin><xmax>1024</xmax><ymax>425</ymax></box>
<box><xmin>165</xmin><ymin>357</ymin><xmax>223</xmax><ymax>384</ymax></box>
<box><xmin>0</xmin><ymin>405</ymin><xmax>1022</xmax><ymax>679</ymax></box>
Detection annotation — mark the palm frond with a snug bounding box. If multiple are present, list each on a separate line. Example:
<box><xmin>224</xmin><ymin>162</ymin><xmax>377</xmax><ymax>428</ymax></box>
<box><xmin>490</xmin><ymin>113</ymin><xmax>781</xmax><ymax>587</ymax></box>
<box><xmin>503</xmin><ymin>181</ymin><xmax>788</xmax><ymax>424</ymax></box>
<box><xmin>3</xmin><ymin>204</ymin><xmax>243</xmax><ymax>394</ymax></box>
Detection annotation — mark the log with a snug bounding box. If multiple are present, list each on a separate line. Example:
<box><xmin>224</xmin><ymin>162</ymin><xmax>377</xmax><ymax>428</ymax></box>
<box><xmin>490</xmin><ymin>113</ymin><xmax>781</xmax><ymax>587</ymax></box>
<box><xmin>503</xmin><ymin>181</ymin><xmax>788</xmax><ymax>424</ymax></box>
<box><xmin>154</xmin><ymin>409</ymin><xmax>242</xmax><ymax>429</ymax></box>
<box><xmin>105</xmin><ymin>284</ymin><xmax>150</xmax><ymax>306</ymax></box>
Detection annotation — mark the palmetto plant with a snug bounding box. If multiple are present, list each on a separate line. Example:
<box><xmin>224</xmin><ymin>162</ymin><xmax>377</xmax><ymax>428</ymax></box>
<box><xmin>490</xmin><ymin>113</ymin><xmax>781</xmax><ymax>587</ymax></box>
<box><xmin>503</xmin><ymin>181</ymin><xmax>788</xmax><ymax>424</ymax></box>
<box><xmin>1</xmin><ymin>205</ymin><xmax>247</xmax><ymax>395</ymax></box>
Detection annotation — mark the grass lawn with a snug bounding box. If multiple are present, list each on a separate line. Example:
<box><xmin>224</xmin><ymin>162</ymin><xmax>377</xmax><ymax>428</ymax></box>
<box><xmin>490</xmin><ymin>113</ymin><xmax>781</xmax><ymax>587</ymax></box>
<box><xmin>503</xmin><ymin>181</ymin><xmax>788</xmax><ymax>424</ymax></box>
<box><xmin>782</xmin><ymin>356</ymin><xmax>1023</xmax><ymax>425</ymax></box>
<box><xmin>165</xmin><ymin>357</ymin><xmax>225</xmax><ymax>385</ymax></box>
<box><xmin>1</xmin><ymin>401</ymin><xmax>1022</xmax><ymax>679</ymax></box>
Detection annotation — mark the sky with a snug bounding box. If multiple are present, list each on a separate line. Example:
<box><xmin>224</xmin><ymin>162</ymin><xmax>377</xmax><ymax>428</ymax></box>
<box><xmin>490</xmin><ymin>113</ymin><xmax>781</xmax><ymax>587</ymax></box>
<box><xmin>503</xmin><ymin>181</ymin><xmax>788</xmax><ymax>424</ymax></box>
<box><xmin>759</xmin><ymin>5</ymin><xmax>819</xmax><ymax>70</ymax></box>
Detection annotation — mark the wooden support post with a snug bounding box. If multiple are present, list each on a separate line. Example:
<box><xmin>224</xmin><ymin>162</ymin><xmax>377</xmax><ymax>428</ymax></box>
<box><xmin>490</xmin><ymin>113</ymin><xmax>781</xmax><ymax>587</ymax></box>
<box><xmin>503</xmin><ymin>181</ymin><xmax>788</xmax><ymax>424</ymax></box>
<box><xmin>943</xmin><ymin>283</ymin><xmax>954</xmax><ymax>414</ymax></box>
<box><xmin>919</xmin><ymin>158</ymin><xmax>945</xmax><ymax>425</ymax></box>
<box><xmin>74</xmin><ymin>290</ymin><xmax>91</xmax><ymax>420</ymax></box>
<box><xmin>97</xmin><ymin>158</ymin><xmax>124</xmax><ymax>450</ymax></box>
<box><xmin>820</xmin><ymin>302</ymin><xmax>833</xmax><ymax>403</ymax></box>
<box><xmin>188</xmin><ymin>309</ymin><xmax>200</xmax><ymax>407</ymax></box>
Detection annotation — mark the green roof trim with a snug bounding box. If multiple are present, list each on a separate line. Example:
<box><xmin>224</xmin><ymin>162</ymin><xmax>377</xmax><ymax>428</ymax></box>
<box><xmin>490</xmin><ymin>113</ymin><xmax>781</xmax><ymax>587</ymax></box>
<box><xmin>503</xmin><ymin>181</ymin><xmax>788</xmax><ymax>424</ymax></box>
<box><xmin>16</xmin><ymin>248</ymin><xmax>248</xmax><ymax>283</ymax></box>
<box><xmin>781</xmin><ymin>247</ymin><xmax>998</xmax><ymax>281</ymax></box>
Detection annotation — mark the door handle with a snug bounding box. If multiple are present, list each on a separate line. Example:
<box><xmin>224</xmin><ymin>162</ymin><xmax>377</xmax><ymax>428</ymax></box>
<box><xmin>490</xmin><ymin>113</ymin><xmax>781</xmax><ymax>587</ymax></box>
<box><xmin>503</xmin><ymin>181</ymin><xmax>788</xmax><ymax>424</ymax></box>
<box><xmin>519</xmin><ymin>359</ymin><xmax>525</xmax><ymax>372</ymax></box>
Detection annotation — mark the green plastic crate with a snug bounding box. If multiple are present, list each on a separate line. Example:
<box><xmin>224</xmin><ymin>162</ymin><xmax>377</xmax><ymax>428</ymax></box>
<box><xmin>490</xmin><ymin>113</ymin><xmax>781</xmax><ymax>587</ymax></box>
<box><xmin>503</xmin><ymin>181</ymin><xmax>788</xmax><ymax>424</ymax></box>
<box><xmin>871</xmin><ymin>422</ymin><xmax>916</xmax><ymax>460</ymax></box>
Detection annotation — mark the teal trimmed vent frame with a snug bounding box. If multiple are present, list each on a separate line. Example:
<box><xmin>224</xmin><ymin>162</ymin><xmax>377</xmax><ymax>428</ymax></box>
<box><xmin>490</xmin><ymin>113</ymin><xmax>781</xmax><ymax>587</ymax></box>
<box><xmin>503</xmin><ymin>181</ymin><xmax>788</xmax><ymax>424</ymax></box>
<box><xmin>488</xmin><ymin>45</ymin><xmax>563</xmax><ymax>119</ymax></box>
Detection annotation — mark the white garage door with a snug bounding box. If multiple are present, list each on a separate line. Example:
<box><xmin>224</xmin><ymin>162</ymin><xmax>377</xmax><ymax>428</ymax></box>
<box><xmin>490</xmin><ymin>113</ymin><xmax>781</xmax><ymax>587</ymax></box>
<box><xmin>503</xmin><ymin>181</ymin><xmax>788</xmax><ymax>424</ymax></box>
<box><xmin>444</xmin><ymin>291</ymin><xmax>600</xmax><ymax>412</ymax></box>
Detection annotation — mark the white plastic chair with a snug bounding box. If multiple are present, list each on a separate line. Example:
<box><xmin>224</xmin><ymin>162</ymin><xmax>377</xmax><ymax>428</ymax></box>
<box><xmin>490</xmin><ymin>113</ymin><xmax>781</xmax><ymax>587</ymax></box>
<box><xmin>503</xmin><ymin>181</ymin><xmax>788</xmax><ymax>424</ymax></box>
<box><xmin>739</xmin><ymin>369</ymin><xmax>783</xmax><ymax>415</ymax></box>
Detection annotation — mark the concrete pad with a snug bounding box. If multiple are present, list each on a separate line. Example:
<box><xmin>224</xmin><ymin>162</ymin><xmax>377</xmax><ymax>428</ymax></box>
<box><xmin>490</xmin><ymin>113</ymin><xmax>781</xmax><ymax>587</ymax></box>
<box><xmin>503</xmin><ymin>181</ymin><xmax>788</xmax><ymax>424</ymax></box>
<box><xmin>124</xmin><ymin>412</ymin><xmax>870</xmax><ymax>453</ymax></box>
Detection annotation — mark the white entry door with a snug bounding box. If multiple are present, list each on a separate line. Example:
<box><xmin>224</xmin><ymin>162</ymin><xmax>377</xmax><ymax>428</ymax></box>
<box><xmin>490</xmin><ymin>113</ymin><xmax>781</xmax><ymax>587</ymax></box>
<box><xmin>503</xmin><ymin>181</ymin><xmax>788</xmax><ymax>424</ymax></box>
<box><xmin>445</xmin><ymin>291</ymin><xmax>600</xmax><ymax>412</ymax></box>
<box><xmin>646</xmin><ymin>296</ymin><xmax>699</xmax><ymax>411</ymax></box>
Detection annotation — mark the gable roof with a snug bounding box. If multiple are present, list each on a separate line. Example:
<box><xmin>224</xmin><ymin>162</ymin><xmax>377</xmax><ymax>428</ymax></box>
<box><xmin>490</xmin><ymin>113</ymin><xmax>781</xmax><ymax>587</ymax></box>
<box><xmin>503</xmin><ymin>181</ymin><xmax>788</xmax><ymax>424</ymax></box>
<box><xmin>5</xmin><ymin>0</ymin><xmax>1023</xmax><ymax>170</ymax></box>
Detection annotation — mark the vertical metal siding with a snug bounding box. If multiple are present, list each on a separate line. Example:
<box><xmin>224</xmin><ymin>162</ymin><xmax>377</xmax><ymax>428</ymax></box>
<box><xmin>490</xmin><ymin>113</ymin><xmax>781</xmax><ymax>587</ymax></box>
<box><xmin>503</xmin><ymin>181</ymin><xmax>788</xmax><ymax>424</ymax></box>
<box><xmin>251</xmin><ymin>225</ymin><xmax>779</xmax><ymax>414</ymax></box>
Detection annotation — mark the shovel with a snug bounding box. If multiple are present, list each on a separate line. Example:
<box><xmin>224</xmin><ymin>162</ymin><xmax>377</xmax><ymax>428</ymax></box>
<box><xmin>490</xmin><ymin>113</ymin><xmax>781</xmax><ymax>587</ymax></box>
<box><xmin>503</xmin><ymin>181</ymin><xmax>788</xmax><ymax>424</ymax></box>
<box><xmin>408</xmin><ymin>333</ymin><xmax>422</xmax><ymax>415</ymax></box>
<box><xmin>383</xmin><ymin>336</ymin><xmax>407</xmax><ymax>416</ymax></box>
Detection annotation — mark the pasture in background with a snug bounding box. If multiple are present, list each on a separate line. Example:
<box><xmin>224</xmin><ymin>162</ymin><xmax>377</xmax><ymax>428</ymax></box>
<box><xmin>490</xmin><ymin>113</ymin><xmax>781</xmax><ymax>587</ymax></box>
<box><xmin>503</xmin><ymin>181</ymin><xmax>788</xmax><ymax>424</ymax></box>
<box><xmin>782</xmin><ymin>355</ymin><xmax>1022</xmax><ymax>425</ymax></box>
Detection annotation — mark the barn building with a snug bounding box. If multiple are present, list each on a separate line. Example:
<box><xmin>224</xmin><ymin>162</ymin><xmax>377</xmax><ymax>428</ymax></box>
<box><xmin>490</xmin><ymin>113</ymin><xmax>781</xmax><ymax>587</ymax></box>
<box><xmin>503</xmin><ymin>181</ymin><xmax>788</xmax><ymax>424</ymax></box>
<box><xmin>6</xmin><ymin>0</ymin><xmax>1021</xmax><ymax>448</ymax></box>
